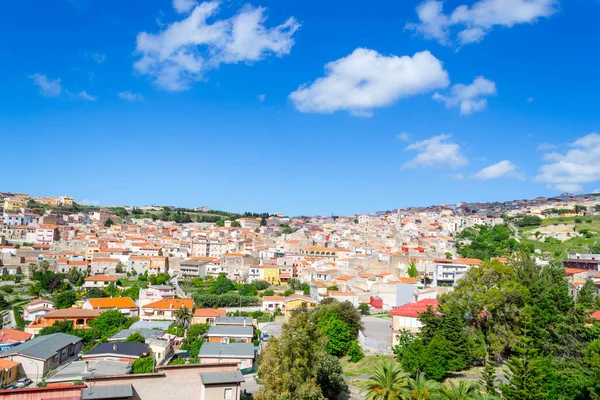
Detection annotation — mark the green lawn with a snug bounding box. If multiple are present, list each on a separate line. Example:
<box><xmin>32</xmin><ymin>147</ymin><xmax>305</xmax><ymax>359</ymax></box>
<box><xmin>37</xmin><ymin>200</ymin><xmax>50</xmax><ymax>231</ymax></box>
<box><xmin>341</xmin><ymin>355</ymin><xmax>395</xmax><ymax>377</ymax></box>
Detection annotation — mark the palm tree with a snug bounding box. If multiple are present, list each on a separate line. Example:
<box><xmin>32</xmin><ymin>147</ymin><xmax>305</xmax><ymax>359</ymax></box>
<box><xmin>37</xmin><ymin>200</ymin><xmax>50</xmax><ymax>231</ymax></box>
<box><xmin>438</xmin><ymin>381</ymin><xmax>480</xmax><ymax>400</ymax></box>
<box><xmin>362</xmin><ymin>359</ymin><xmax>409</xmax><ymax>400</ymax></box>
<box><xmin>403</xmin><ymin>372</ymin><xmax>441</xmax><ymax>400</ymax></box>
<box><xmin>174</xmin><ymin>305</ymin><xmax>192</xmax><ymax>337</ymax></box>
<box><xmin>471</xmin><ymin>393</ymin><xmax>501</xmax><ymax>400</ymax></box>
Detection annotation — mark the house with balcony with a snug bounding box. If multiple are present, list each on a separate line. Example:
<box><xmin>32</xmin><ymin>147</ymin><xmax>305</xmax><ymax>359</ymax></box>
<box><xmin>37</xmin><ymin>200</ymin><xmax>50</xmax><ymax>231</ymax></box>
<box><xmin>140</xmin><ymin>298</ymin><xmax>194</xmax><ymax>322</ymax></box>
<box><xmin>82</xmin><ymin>297</ymin><xmax>138</xmax><ymax>317</ymax></box>
<box><xmin>84</xmin><ymin>275</ymin><xmax>118</xmax><ymax>289</ymax></box>
<box><xmin>25</xmin><ymin>309</ymin><xmax>102</xmax><ymax>336</ymax></box>
<box><xmin>22</xmin><ymin>298</ymin><xmax>55</xmax><ymax>321</ymax></box>
<box><xmin>192</xmin><ymin>308</ymin><xmax>227</xmax><ymax>325</ymax></box>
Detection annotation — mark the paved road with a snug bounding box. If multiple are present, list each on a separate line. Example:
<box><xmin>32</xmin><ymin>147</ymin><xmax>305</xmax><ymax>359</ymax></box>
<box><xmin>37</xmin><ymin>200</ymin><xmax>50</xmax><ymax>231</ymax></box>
<box><xmin>258</xmin><ymin>322</ymin><xmax>283</xmax><ymax>339</ymax></box>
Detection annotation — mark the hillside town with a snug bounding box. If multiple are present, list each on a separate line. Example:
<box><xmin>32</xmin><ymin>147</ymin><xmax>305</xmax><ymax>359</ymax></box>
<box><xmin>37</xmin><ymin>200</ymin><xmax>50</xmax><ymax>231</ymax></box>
<box><xmin>2</xmin><ymin>191</ymin><xmax>600</xmax><ymax>399</ymax></box>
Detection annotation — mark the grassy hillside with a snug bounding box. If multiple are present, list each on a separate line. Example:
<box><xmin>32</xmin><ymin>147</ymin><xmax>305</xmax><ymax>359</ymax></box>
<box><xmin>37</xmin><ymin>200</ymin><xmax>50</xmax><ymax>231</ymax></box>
<box><xmin>519</xmin><ymin>215</ymin><xmax>600</xmax><ymax>257</ymax></box>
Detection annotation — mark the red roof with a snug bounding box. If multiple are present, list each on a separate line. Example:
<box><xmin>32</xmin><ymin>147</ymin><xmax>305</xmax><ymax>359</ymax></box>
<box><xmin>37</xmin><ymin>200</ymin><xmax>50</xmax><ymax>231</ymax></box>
<box><xmin>590</xmin><ymin>310</ymin><xmax>600</xmax><ymax>321</ymax></box>
<box><xmin>388</xmin><ymin>299</ymin><xmax>438</xmax><ymax>318</ymax></box>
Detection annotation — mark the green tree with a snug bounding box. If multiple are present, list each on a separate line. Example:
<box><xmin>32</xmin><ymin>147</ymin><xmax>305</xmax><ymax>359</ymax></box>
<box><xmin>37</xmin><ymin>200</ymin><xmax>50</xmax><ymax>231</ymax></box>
<box><xmin>317</xmin><ymin>313</ymin><xmax>353</xmax><ymax>356</ymax></box>
<box><xmin>55</xmin><ymin>290</ymin><xmax>77</xmax><ymax>309</ymax></box>
<box><xmin>500</xmin><ymin>344</ymin><xmax>546</xmax><ymax>400</ymax></box>
<box><xmin>392</xmin><ymin>329</ymin><xmax>414</xmax><ymax>361</ymax></box>
<box><xmin>405</xmin><ymin>372</ymin><xmax>442</xmax><ymax>400</ymax></box>
<box><xmin>407</xmin><ymin>262</ymin><xmax>419</xmax><ymax>278</ymax></box>
<box><xmin>211</xmin><ymin>273</ymin><xmax>236</xmax><ymax>294</ymax></box>
<box><xmin>230</xmin><ymin>221</ymin><xmax>241</xmax><ymax>227</ymax></box>
<box><xmin>115</xmin><ymin>263</ymin><xmax>124</xmax><ymax>274</ymax></box>
<box><xmin>361</xmin><ymin>359</ymin><xmax>408</xmax><ymax>400</ymax></box>
<box><xmin>126</xmin><ymin>332</ymin><xmax>146</xmax><ymax>343</ymax></box>
<box><xmin>88</xmin><ymin>309</ymin><xmax>131</xmax><ymax>338</ymax></box>
<box><xmin>174</xmin><ymin>306</ymin><xmax>192</xmax><ymax>334</ymax></box>
<box><xmin>186</xmin><ymin>323</ymin><xmax>209</xmax><ymax>341</ymax></box>
<box><xmin>238</xmin><ymin>283</ymin><xmax>258</xmax><ymax>297</ymax></box>
<box><xmin>105</xmin><ymin>282</ymin><xmax>120</xmax><ymax>297</ymax></box>
<box><xmin>316</xmin><ymin>354</ymin><xmax>346</xmax><ymax>399</ymax></box>
<box><xmin>439</xmin><ymin>381</ymin><xmax>480</xmax><ymax>400</ymax></box>
<box><xmin>255</xmin><ymin>312</ymin><xmax>328</xmax><ymax>400</ymax></box>
<box><xmin>480</xmin><ymin>362</ymin><xmax>499</xmax><ymax>396</ymax></box>
<box><xmin>263</xmin><ymin>289</ymin><xmax>275</xmax><ymax>296</ymax></box>
<box><xmin>346</xmin><ymin>340</ymin><xmax>364</xmax><ymax>362</ymax></box>
<box><xmin>358</xmin><ymin>303</ymin><xmax>370</xmax><ymax>315</ymax></box>
<box><xmin>122</xmin><ymin>286</ymin><xmax>140</xmax><ymax>301</ymax></box>
<box><xmin>39</xmin><ymin>320</ymin><xmax>74</xmax><ymax>335</ymax></box>
<box><xmin>254</xmin><ymin>280</ymin><xmax>270</xmax><ymax>290</ymax></box>
<box><xmin>577</xmin><ymin>280</ymin><xmax>596</xmax><ymax>310</ymax></box>
<box><xmin>104</xmin><ymin>218</ymin><xmax>114</xmax><ymax>227</ymax></box>
<box><xmin>283</xmin><ymin>289</ymin><xmax>295</xmax><ymax>296</ymax></box>
<box><xmin>445</xmin><ymin>252</ymin><xmax>453</xmax><ymax>260</ymax></box>
<box><xmin>87</xmin><ymin>287</ymin><xmax>107</xmax><ymax>298</ymax></box>
<box><xmin>133</xmin><ymin>356</ymin><xmax>154</xmax><ymax>373</ymax></box>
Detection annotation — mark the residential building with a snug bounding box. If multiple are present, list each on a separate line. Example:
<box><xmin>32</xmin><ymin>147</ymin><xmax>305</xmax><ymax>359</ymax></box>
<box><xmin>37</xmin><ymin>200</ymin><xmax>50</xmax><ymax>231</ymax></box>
<box><xmin>84</xmin><ymin>275</ymin><xmax>118</xmax><ymax>289</ymax></box>
<box><xmin>0</xmin><ymin>359</ymin><xmax>19</xmax><ymax>387</ymax></box>
<box><xmin>262</xmin><ymin>295</ymin><xmax>285</xmax><ymax>313</ymax></box>
<box><xmin>140</xmin><ymin>299</ymin><xmax>194</xmax><ymax>322</ymax></box>
<box><xmin>388</xmin><ymin>299</ymin><xmax>438</xmax><ymax>346</ymax></box>
<box><xmin>199</xmin><ymin>343</ymin><xmax>255</xmax><ymax>369</ymax></box>
<box><xmin>25</xmin><ymin>309</ymin><xmax>102</xmax><ymax>336</ymax></box>
<box><xmin>22</xmin><ymin>298</ymin><xmax>55</xmax><ymax>321</ymax></box>
<box><xmin>283</xmin><ymin>294</ymin><xmax>317</xmax><ymax>317</ymax></box>
<box><xmin>206</xmin><ymin>326</ymin><xmax>253</xmax><ymax>344</ymax></box>
<box><xmin>83</xmin><ymin>342</ymin><xmax>151</xmax><ymax>363</ymax></box>
<box><xmin>434</xmin><ymin>258</ymin><xmax>482</xmax><ymax>286</ymax></box>
<box><xmin>82</xmin><ymin>297</ymin><xmax>138</xmax><ymax>317</ymax></box>
<box><xmin>0</xmin><ymin>328</ymin><xmax>33</xmax><ymax>347</ymax></box>
<box><xmin>192</xmin><ymin>308</ymin><xmax>226</xmax><ymax>325</ymax></box>
<box><xmin>179</xmin><ymin>259</ymin><xmax>211</xmax><ymax>278</ymax></box>
<box><xmin>214</xmin><ymin>316</ymin><xmax>253</xmax><ymax>327</ymax></box>
<box><xmin>0</xmin><ymin>333</ymin><xmax>84</xmax><ymax>381</ymax></box>
<box><xmin>200</xmin><ymin>371</ymin><xmax>245</xmax><ymax>400</ymax></box>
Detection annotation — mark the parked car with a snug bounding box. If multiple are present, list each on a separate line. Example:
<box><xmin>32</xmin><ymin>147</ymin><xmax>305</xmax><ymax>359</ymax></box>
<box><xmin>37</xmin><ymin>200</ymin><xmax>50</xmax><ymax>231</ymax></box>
<box><xmin>262</xmin><ymin>333</ymin><xmax>270</xmax><ymax>341</ymax></box>
<box><xmin>16</xmin><ymin>378</ymin><xmax>32</xmax><ymax>388</ymax></box>
<box><xmin>5</xmin><ymin>385</ymin><xmax>18</xmax><ymax>390</ymax></box>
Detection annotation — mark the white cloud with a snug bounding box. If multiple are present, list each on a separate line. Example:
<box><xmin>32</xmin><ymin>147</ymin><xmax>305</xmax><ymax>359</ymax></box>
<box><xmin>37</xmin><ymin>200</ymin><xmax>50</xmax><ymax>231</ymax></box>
<box><xmin>91</xmin><ymin>53</ymin><xmax>106</xmax><ymax>64</ymax></box>
<box><xmin>406</xmin><ymin>0</ymin><xmax>557</xmax><ymax>46</ymax></box>
<box><xmin>433</xmin><ymin>76</ymin><xmax>496</xmax><ymax>115</ymax></box>
<box><xmin>173</xmin><ymin>0</ymin><xmax>197</xmax><ymax>14</ymax></box>
<box><xmin>453</xmin><ymin>173</ymin><xmax>465</xmax><ymax>180</ymax></box>
<box><xmin>66</xmin><ymin>90</ymin><xmax>97</xmax><ymax>101</ymax></box>
<box><xmin>536</xmin><ymin>133</ymin><xmax>600</xmax><ymax>192</ymax></box>
<box><xmin>473</xmin><ymin>160</ymin><xmax>522</xmax><ymax>179</ymax></box>
<box><xmin>80</xmin><ymin>199</ymin><xmax>100</xmax><ymax>206</ymax></box>
<box><xmin>30</xmin><ymin>73</ymin><xmax>62</xmax><ymax>97</ymax></box>
<box><xmin>536</xmin><ymin>142</ymin><xmax>557</xmax><ymax>152</ymax></box>
<box><xmin>257</xmin><ymin>93</ymin><xmax>266</xmax><ymax>102</ymax></box>
<box><xmin>289</xmin><ymin>49</ymin><xmax>449</xmax><ymax>116</ymax></box>
<box><xmin>402</xmin><ymin>134</ymin><xmax>468</xmax><ymax>169</ymax></box>
<box><xmin>397</xmin><ymin>132</ymin><xmax>411</xmax><ymax>142</ymax></box>
<box><xmin>134</xmin><ymin>2</ymin><xmax>299</xmax><ymax>91</ymax></box>
<box><xmin>528</xmin><ymin>97</ymin><xmax>535</xmax><ymax>103</ymax></box>
<box><xmin>118</xmin><ymin>91</ymin><xmax>145</xmax><ymax>101</ymax></box>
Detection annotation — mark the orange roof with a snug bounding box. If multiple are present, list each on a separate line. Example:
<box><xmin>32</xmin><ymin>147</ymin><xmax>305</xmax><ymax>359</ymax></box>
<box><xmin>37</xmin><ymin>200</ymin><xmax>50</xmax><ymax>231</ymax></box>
<box><xmin>0</xmin><ymin>328</ymin><xmax>32</xmax><ymax>344</ymax></box>
<box><xmin>0</xmin><ymin>358</ymin><xmax>20</xmax><ymax>369</ymax></box>
<box><xmin>262</xmin><ymin>296</ymin><xmax>285</xmax><ymax>301</ymax></box>
<box><xmin>143</xmin><ymin>298</ymin><xmax>193</xmax><ymax>310</ymax></box>
<box><xmin>87</xmin><ymin>297</ymin><xmax>136</xmax><ymax>309</ymax></box>
<box><xmin>388</xmin><ymin>299</ymin><xmax>438</xmax><ymax>318</ymax></box>
<box><xmin>28</xmin><ymin>298</ymin><xmax>54</xmax><ymax>306</ymax></box>
<box><xmin>85</xmin><ymin>275</ymin><xmax>118</xmax><ymax>281</ymax></box>
<box><xmin>193</xmin><ymin>308</ymin><xmax>226</xmax><ymax>317</ymax></box>
<box><xmin>336</xmin><ymin>275</ymin><xmax>356</xmax><ymax>281</ymax></box>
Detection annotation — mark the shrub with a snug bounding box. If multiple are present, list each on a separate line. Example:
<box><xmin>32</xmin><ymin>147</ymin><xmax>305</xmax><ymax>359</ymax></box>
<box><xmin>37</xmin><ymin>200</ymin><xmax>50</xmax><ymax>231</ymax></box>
<box><xmin>133</xmin><ymin>357</ymin><xmax>154</xmax><ymax>374</ymax></box>
<box><xmin>346</xmin><ymin>340</ymin><xmax>364</xmax><ymax>362</ymax></box>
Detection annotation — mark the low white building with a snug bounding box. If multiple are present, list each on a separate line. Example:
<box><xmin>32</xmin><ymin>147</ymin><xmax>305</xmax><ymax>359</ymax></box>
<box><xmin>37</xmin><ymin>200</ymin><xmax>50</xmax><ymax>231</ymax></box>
<box><xmin>22</xmin><ymin>298</ymin><xmax>55</xmax><ymax>322</ymax></box>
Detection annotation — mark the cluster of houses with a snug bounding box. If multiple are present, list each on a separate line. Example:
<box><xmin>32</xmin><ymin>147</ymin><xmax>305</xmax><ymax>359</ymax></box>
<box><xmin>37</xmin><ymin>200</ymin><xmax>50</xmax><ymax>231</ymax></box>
<box><xmin>0</xmin><ymin>292</ymin><xmax>263</xmax><ymax>400</ymax></box>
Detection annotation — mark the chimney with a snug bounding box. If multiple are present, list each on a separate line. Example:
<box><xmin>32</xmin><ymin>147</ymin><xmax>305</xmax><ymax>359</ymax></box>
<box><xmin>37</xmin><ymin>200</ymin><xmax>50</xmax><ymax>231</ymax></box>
<box><xmin>113</xmin><ymin>344</ymin><xmax>117</xmax><ymax>352</ymax></box>
<box><xmin>84</xmin><ymin>361</ymin><xmax>89</xmax><ymax>373</ymax></box>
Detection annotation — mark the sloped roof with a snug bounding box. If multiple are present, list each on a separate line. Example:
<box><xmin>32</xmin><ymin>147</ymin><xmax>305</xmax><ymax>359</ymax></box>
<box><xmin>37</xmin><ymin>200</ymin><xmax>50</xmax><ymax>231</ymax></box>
<box><xmin>388</xmin><ymin>299</ymin><xmax>438</xmax><ymax>318</ymax></box>
<box><xmin>0</xmin><ymin>333</ymin><xmax>82</xmax><ymax>360</ymax></box>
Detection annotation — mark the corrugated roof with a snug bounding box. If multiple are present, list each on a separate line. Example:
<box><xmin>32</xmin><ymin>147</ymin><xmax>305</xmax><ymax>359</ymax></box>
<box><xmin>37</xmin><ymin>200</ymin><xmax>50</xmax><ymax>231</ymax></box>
<box><xmin>0</xmin><ymin>333</ymin><xmax>82</xmax><ymax>360</ymax></box>
<box><xmin>206</xmin><ymin>325</ymin><xmax>253</xmax><ymax>337</ymax></box>
<box><xmin>199</xmin><ymin>342</ymin><xmax>255</xmax><ymax>358</ymax></box>
<box><xmin>81</xmin><ymin>384</ymin><xmax>134</xmax><ymax>400</ymax></box>
<box><xmin>200</xmin><ymin>370</ymin><xmax>245</xmax><ymax>385</ymax></box>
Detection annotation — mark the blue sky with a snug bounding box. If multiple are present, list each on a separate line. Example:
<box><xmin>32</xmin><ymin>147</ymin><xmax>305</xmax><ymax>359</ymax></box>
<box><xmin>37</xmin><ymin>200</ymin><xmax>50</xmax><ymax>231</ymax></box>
<box><xmin>1</xmin><ymin>0</ymin><xmax>599</xmax><ymax>216</ymax></box>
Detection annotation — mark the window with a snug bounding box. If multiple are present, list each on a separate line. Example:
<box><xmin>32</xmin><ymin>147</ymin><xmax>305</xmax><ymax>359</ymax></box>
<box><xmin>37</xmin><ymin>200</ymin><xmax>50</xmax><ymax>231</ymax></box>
<box><xmin>224</xmin><ymin>388</ymin><xmax>232</xmax><ymax>400</ymax></box>
<box><xmin>76</xmin><ymin>319</ymin><xmax>85</xmax><ymax>325</ymax></box>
